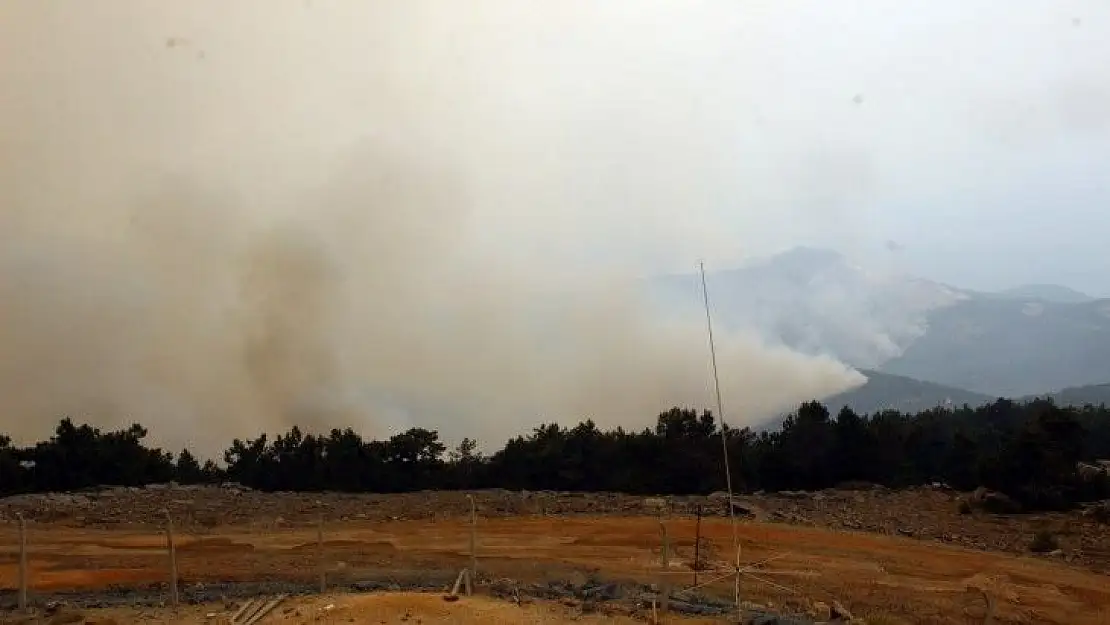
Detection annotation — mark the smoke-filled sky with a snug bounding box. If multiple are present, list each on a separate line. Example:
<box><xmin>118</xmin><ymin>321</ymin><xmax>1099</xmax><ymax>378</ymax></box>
<box><xmin>0</xmin><ymin>1</ymin><xmax>1106</xmax><ymax>454</ymax></box>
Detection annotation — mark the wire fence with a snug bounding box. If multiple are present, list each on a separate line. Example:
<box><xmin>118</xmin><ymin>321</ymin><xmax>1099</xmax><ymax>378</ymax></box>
<box><xmin>0</xmin><ymin>502</ymin><xmax>765</xmax><ymax>621</ymax></box>
<box><xmin>0</xmin><ymin>501</ymin><xmax>1004</xmax><ymax>624</ymax></box>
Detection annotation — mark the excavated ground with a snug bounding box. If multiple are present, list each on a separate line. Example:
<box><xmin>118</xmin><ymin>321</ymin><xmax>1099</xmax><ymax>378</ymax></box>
<box><xmin>0</xmin><ymin>487</ymin><xmax>1108</xmax><ymax>624</ymax></box>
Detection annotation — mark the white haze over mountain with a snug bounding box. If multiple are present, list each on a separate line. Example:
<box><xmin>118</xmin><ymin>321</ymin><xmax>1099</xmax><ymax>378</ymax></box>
<box><xmin>652</xmin><ymin>248</ymin><xmax>970</xmax><ymax>368</ymax></box>
<box><xmin>651</xmin><ymin>245</ymin><xmax>1110</xmax><ymax>399</ymax></box>
<box><xmin>0</xmin><ymin>2</ymin><xmax>871</xmax><ymax>456</ymax></box>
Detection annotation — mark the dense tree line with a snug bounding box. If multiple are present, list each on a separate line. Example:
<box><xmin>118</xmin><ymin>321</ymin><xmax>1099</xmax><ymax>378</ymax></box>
<box><xmin>2</xmin><ymin>398</ymin><xmax>1108</xmax><ymax>511</ymax></box>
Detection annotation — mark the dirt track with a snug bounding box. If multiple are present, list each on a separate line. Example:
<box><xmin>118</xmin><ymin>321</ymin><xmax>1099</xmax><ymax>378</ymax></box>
<box><xmin>2</xmin><ymin>514</ymin><xmax>1108</xmax><ymax>624</ymax></box>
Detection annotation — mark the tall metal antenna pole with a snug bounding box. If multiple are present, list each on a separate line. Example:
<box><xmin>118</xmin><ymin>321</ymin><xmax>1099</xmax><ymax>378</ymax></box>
<box><xmin>698</xmin><ymin>262</ymin><xmax>739</xmax><ymax>554</ymax></box>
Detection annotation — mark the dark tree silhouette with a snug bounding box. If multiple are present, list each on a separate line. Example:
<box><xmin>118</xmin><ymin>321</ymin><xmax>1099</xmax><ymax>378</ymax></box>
<box><xmin>2</xmin><ymin>398</ymin><xmax>1109</xmax><ymax>511</ymax></box>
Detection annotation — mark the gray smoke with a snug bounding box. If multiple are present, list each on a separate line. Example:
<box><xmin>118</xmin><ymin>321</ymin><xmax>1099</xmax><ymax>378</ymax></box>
<box><xmin>0</xmin><ymin>2</ymin><xmax>863</xmax><ymax>455</ymax></box>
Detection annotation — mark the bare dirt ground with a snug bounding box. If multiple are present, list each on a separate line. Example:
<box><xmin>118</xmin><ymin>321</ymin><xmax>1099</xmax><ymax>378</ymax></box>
<box><xmin>2</xmin><ymin>485</ymin><xmax>1107</xmax><ymax>572</ymax></box>
<box><xmin>1</xmin><ymin>592</ymin><xmax>732</xmax><ymax>624</ymax></box>
<box><xmin>1</xmin><ymin>487</ymin><xmax>1109</xmax><ymax>624</ymax></box>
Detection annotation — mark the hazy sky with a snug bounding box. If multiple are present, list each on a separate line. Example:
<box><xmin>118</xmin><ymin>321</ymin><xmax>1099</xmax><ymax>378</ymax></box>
<box><xmin>4</xmin><ymin>1</ymin><xmax>1108</xmax><ymax>288</ymax></box>
<box><xmin>1</xmin><ymin>0</ymin><xmax>1108</xmax><ymax>450</ymax></box>
<box><xmin>817</xmin><ymin>1</ymin><xmax>1110</xmax><ymax>296</ymax></box>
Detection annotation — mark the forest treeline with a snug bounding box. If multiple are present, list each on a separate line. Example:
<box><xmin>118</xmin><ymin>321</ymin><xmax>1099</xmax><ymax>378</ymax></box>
<box><xmin>2</xmin><ymin>398</ymin><xmax>1109</xmax><ymax>511</ymax></box>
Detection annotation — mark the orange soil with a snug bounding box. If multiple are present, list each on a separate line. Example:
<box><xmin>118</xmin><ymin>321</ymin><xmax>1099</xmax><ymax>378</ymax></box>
<box><xmin>30</xmin><ymin>592</ymin><xmax>724</xmax><ymax>624</ymax></box>
<box><xmin>1</xmin><ymin>516</ymin><xmax>1108</xmax><ymax>624</ymax></box>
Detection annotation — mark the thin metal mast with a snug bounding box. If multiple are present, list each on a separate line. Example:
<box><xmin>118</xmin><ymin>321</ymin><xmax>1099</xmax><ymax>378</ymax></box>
<box><xmin>698</xmin><ymin>261</ymin><xmax>739</xmax><ymax>553</ymax></box>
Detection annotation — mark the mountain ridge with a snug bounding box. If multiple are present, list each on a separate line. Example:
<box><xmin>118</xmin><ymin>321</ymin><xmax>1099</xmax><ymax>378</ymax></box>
<box><xmin>992</xmin><ymin>283</ymin><xmax>1095</xmax><ymax>303</ymax></box>
<box><xmin>820</xmin><ymin>369</ymin><xmax>992</xmax><ymax>416</ymax></box>
<box><xmin>820</xmin><ymin>370</ymin><xmax>1110</xmax><ymax>418</ymax></box>
<box><xmin>649</xmin><ymin>245</ymin><xmax>1110</xmax><ymax>402</ymax></box>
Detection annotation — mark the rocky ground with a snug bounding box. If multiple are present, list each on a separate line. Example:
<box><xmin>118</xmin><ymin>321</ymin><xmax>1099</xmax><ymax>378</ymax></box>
<box><xmin>0</xmin><ymin>576</ymin><xmax>809</xmax><ymax>624</ymax></box>
<box><xmin>1</xmin><ymin>484</ymin><xmax>1107</xmax><ymax>573</ymax></box>
<box><xmin>0</xmin><ymin>590</ymin><xmax>804</xmax><ymax>625</ymax></box>
<box><xmin>3</xmin><ymin>492</ymin><xmax>1107</xmax><ymax>624</ymax></box>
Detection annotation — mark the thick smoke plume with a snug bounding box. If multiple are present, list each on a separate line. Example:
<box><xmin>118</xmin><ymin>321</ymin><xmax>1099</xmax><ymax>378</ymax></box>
<box><xmin>0</xmin><ymin>2</ymin><xmax>862</xmax><ymax>455</ymax></box>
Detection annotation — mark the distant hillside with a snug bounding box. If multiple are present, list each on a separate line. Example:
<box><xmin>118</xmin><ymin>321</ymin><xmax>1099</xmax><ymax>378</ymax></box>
<box><xmin>649</xmin><ymin>247</ymin><xmax>967</xmax><ymax>368</ymax></box>
<box><xmin>993</xmin><ymin>284</ymin><xmax>1095</xmax><ymax>303</ymax></box>
<box><xmin>1024</xmin><ymin>382</ymin><xmax>1110</xmax><ymax>407</ymax></box>
<box><xmin>648</xmin><ymin>247</ymin><xmax>1110</xmax><ymax>398</ymax></box>
<box><xmin>823</xmin><ymin>373</ymin><xmax>1110</xmax><ymax>420</ymax></box>
<box><xmin>880</xmin><ymin>297</ymin><xmax>1110</xmax><ymax>397</ymax></box>
<box><xmin>756</xmin><ymin>370</ymin><xmax>1110</xmax><ymax>432</ymax></box>
<box><xmin>820</xmin><ymin>370</ymin><xmax>992</xmax><ymax>416</ymax></box>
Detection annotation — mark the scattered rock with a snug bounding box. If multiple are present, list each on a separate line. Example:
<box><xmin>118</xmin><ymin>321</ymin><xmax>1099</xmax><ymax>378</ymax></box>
<box><xmin>731</xmin><ymin>500</ymin><xmax>766</xmax><ymax>519</ymax></box>
<box><xmin>809</xmin><ymin>600</ymin><xmax>831</xmax><ymax>620</ymax></box>
<box><xmin>744</xmin><ymin>613</ymin><xmax>815</xmax><ymax>625</ymax></box>
<box><xmin>967</xmin><ymin>487</ymin><xmax>1021</xmax><ymax>514</ymax></box>
<box><xmin>1082</xmin><ymin>501</ymin><xmax>1110</xmax><ymax>524</ymax></box>
<box><xmin>740</xmin><ymin>600</ymin><xmax>768</xmax><ymax>612</ymax></box>
<box><xmin>777</xmin><ymin>491</ymin><xmax>812</xmax><ymax>500</ymax></box>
